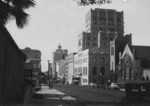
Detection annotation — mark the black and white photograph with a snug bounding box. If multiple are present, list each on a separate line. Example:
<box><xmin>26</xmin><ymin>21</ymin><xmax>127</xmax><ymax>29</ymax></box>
<box><xmin>0</xmin><ymin>0</ymin><xmax>150</xmax><ymax>106</ymax></box>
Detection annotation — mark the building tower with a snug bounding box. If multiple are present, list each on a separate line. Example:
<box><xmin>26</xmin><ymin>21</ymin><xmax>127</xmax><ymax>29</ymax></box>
<box><xmin>78</xmin><ymin>8</ymin><xmax>124</xmax><ymax>52</ymax></box>
<box><xmin>52</xmin><ymin>44</ymin><xmax>68</xmax><ymax>78</ymax></box>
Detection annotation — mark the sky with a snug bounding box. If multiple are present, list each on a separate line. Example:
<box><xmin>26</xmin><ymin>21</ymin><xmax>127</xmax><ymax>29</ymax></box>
<box><xmin>6</xmin><ymin>0</ymin><xmax>150</xmax><ymax>72</ymax></box>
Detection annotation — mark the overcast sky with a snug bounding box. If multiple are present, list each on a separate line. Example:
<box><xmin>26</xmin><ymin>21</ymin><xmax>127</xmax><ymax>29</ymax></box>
<box><xmin>6</xmin><ymin>0</ymin><xmax>150</xmax><ymax>72</ymax></box>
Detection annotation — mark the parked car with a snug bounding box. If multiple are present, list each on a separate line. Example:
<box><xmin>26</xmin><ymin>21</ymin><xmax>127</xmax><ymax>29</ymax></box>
<box><xmin>108</xmin><ymin>82</ymin><xmax>120</xmax><ymax>90</ymax></box>
<box><xmin>71</xmin><ymin>80</ymin><xmax>79</xmax><ymax>85</ymax></box>
<box><xmin>88</xmin><ymin>82</ymin><xmax>98</xmax><ymax>88</ymax></box>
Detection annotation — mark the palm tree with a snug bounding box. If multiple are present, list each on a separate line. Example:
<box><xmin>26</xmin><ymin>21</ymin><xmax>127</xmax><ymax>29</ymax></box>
<box><xmin>0</xmin><ymin>0</ymin><xmax>35</xmax><ymax>28</ymax></box>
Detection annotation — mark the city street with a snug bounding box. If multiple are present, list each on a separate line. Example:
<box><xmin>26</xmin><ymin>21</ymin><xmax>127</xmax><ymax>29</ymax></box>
<box><xmin>54</xmin><ymin>84</ymin><xmax>125</xmax><ymax>105</ymax></box>
<box><xmin>25</xmin><ymin>84</ymin><xmax>150</xmax><ymax>106</ymax></box>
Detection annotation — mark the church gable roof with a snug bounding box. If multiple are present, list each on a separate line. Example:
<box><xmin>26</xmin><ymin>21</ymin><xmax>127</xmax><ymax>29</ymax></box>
<box><xmin>121</xmin><ymin>44</ymin><xmax>134</xmax><ymax>61</ymax></box>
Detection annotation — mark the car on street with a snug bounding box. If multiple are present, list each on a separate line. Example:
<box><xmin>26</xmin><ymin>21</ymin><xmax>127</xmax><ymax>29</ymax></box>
<box><xmin>108</xmin><ymin>82</ymin><xmax>120</xmax><ymax>90</ymax></box>
<box><xmin>88</xmin><ymin>82</ymin><xmax>98</xmax><ymax>88</ymax></box>
<box><xmin>71</xmin><ymin>80</ymin><xmax>79</xmax><ymax>85</ymax></box>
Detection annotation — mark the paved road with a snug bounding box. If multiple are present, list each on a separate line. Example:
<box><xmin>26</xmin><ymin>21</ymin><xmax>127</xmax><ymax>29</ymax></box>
<box><xmin>54</xmin><ymin>85</ymin><xmax>125</xmax><ymax>106</ymax></box>
<box><xmin>54</xmin><ymin>84</ymin><xmax>150</xmax><ymax>106</ymax></box>
<box><xmin>25</xmin><ymin>84</ymin><xmax>150</xmax><ymax>106</ymax></box>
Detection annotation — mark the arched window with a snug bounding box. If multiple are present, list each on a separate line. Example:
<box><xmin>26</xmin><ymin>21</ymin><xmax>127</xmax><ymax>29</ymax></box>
<box><xmin>92</xmin><ymin>66</ymin><xmax>97</xmax><ymax>75</ymax></box>
<box><xmin>101</xmin><ymin>67</ymin><xmax>105</xmax><ymax>75</ymax></box>
<box><xmin>101</xmin><ymin>57</ymin><xmax>105</xmax><ymax>63</ymax></box>
<box><xmin>146</xmin><ymin>76</ymin><xmax>149</xmax><ymax>81</ymax></box>
<box><xmin>142</xmin><ymin>76</ymin><xmax>145</xmax><ymax>81</ymax></box>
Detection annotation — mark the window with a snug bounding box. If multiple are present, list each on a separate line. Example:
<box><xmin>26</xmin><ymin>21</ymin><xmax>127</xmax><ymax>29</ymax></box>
<box><xmin>92</xmin><ymin>16</ymin><xmax>97</xmax><ymax>21</ymax></box>
<box><xmin>93</xmin><ymin>57</ymin><xmax>96</xmax><ymax>63</ymax></box>
<box><xmin>83</xmin><ymin>67</ymin><xmax>87</xmax><ymax>75</ymax></box>
<box><xmin>103</xmin><ymin>43</ymin><xmax>107</xmax><ymax>46</ymax></box>
<box><xmin>83</xmin><ymin>79</ymin><xmax>87</xmax><ymax>83</ymax></box>
<box><xmin>93</xmin><ymin>37</ymin><xmax>97</xmax><ymax>41</ymax></box>
<box><xmin>103</xmin><ymin>36</ymin><xmax>107</xmax><ymax>40</ymax></box>
<box><xmin>93</xmin><ymin>22</ymin><xmax>97</xmax><ymax>25</ymax></box>
<box><xmin>101</xmin><ymin>57</ymin><xmax>105</xmax><ymax>63</ymax></box>
<box><xmin>86</xmin><ymin>42</ymin><xmax>89</xmax><ymax>46</ymax></box>
<box><xmin>92</xmin><ymin>66</ymin><xmax>97</xmax><ymax>75</ymax></box>
<box><xmin>87</xmin><ymin>37</ymin><xmax>91</xmax><ymax>40</ymax></box>
<box><xmin>93</xmin><ymin>43</ymin><xmax>97</xmax><ymax>46</ymax></box>
<box><xmin>100</xmin><ymin>67</ymin><xmax>105</xmax><ymax>75</ymax></box>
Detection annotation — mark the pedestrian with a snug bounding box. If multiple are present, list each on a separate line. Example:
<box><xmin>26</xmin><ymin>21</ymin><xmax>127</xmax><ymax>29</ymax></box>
<box><xmin>107</xmin><ymin>80</ymin><xmax>111</xmax><ymax>88</ymax></box>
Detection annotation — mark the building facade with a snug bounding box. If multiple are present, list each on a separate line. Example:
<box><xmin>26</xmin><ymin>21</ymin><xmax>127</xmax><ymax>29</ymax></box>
<box><xmin>74</xmin><ymin>50</ymin><xmax>89</xmax><ymax>85</ymax></box>
<box><xmin>112</xmin><ymin>43</ymin><xmax>150</xmax><ymax>84</ymax></box>
<box><xmin>78</xmin><ymin>8</ymin><xmax>124</xmax><ymax>51</ymax></box>
<box><xmin>56</xmin><ymin>59</ymin><xmax>66</xmax><ymax>79</ymax></box>
<box><xmin>110</xmin><ymin>34</ymin><xmax>132</xmax><ymax>81</ymax></box>
<box><xmin>74</xmin><ymin>48</ymin><xmax>110</xmax><ymax>85</ymax></box>
<box><xmin>65</xmin><ymin>53</ymin><xmax>77</xmax><ymax>84</ymax></box>
<box><xmin>22</xmin><ymin>47</ymin><xmax>41</xmax><ymax>88</ymax></box>
<box><xmin>76</xmin><ymin>8</ymin><xmax>125</xmax><ymax>85</ymax></box>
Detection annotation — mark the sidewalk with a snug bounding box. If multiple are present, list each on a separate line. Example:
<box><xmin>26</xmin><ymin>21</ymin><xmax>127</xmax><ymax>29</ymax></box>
<box><xmin>26</xmin><ymin>85</ymin><xmax>83</xmax><ymax>106</ymax></box>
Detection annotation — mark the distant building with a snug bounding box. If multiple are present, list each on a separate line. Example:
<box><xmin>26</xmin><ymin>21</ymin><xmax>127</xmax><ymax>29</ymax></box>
<box><xmin>52</xmin><ymin>44</ymin><xmax>68</xmax><ymax>78</ymax></box>
<box><xmin>22</xmin><ymin>47</ymin><xmax>41</xmax><ymax>88</ymax></box>
<box><xmin>65</xmin><ymin>53</ymin><xmax>77</xmax><ymax>84</ymax></box>
<box><xmin>56</xmin><ymin>59</ymin><xmax>66</xmax><ymax>79</ymax></box>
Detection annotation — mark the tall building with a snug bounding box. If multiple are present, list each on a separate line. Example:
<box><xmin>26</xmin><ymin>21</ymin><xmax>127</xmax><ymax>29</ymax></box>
<box><xmin>75</xmin><ymin>8</ymin><xmax>125</xmax><ymax>85</ymax></box>
<box><xmin>78</xmin><ymin>8</ymin><xmax>124</xmax><ymax>52</ymax></box>
<box><xmin>52</xmin><ymin>44</ymin><xmax>68</xmax><ymax>78</ymax></box>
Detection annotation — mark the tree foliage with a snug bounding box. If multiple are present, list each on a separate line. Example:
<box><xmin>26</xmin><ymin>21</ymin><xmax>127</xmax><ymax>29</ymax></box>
<box><xmin>73</xmin><ymin>0</ymin><xmax>112</xmax><ymax>6</ymax></box>
<box><xmin>0</xmin><ymin>0</ymin><xmax>35</xmax><ymax>28</ymax></box>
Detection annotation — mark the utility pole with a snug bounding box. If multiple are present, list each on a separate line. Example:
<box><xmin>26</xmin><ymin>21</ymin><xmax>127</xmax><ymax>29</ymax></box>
<box><xmin>47</xmin><ymin>60</ymin><xmax>50</xmax><ymax>88</ymax></box>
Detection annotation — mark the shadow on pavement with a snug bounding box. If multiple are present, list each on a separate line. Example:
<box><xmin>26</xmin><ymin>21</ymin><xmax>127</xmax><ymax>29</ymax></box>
<box><xmin>118</xmin><ymin>96</ymin><xmax>150</xmax><ymax>106</ymax></box>
<box><xmin>44</xmin><ymin>95</ymin><xmax>150</xmax><ymax>106</ymax></box>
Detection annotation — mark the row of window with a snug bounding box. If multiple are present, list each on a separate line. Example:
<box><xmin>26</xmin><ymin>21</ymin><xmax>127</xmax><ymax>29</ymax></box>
<box><xmin>92</xmin><ymin>16</ymin><xmax>122</xmax><ymax>23</ymax></box>
<box><xmin>74</xmin><ymin>67</ymin><xmax>88</xmax><ymax>76</ymax></box>
<box><xmin>86</xmin><ymin>36</ymin><xmax>97</xmax><ymax>41</ymax></box>
<box><xmin>74</xmin><ymin>57</ymin><xmax>88</xmax><ymax>65</ymax></box>
<box><xmin>93</xmin><ymin>57</ymin><xmax>105</xmax><ymax>63</ymax></box>
<box><xmin>74</xmin><ymin>66</ymin><xmax>108</xmax><ymax>76</ymax></box>
<box><xmin>86</xmin><ymin>42</ymin><xmax>97</xmax><ymax>46</ymax></box>
<box><xmin>74</xmin><ymin>57</ymin><xmax>105</xmax><ymax>65</ymax></box>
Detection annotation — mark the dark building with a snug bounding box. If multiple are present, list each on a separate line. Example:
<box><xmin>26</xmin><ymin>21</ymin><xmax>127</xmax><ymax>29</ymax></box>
<box><xmin>22</xmin><ymin>47</ymin><xmax>41</xmax><ymax>89</ymax></box>
<box><xmin>0</xmin><ymin>26</ymin><xmax>26</xmax><ymax>102</ymax></box>
<box><xmin>78</xmin><ymin>8</ymin><xmax>124</xmax><ymax>52</ymax></box>
<box><xmin>114</xmin><ymin>43</ymin><xmax>150</xmax><ymax>84</ymax></box>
